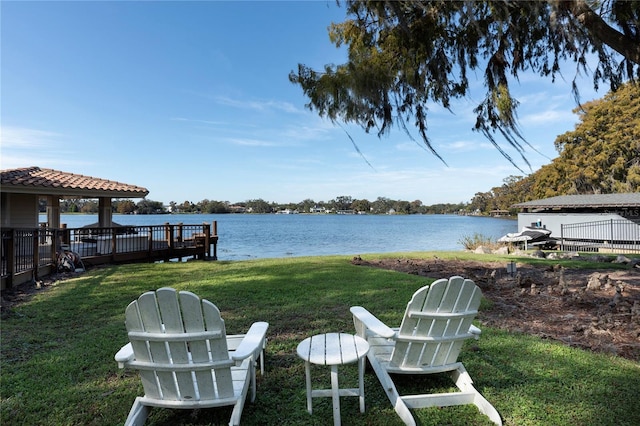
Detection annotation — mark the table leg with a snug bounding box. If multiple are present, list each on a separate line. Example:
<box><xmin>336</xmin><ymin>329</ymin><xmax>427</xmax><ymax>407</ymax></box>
<box><xmin>330</xmin><ymin>364</ymin><xmax>341</xmax><ymax>426</ymax></box>
<box><xmin>358</xmin><ymin>356</ymin><xmax>366</xmax><ymax>413</ymax></box>
<box><xmin>305</xmin><ymin>361</ymin><xmax>312</xmax><ymax>414</ymax></box>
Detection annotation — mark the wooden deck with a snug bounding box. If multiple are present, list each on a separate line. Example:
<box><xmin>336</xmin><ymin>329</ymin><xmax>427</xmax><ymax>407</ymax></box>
<box><xmin>1</xmin><ymin>222</ymin><xmax>218</xmax><ymax>290</ymax></box>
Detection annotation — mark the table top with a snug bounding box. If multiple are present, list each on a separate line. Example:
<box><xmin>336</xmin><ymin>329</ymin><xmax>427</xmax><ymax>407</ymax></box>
<box><xmin>296</xmin><ymin>333</ymin><xmax>369</xmax><ymax>366</ymax></box>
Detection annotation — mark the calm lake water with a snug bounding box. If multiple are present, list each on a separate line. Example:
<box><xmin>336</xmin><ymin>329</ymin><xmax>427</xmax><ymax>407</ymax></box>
<box><xmin>44</xmin><ymin>213</ymin><xmax>516</xmax><ymax>261</ymax></box>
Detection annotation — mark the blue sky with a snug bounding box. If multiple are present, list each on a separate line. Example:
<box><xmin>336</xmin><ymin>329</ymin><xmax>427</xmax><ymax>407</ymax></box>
<box><xmin>1</xmin><ymin>1</ymin><xmax>601</xmax><ymax>205</ymax></box>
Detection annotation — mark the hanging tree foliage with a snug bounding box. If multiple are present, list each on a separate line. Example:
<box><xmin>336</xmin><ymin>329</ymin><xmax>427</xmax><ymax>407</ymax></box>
<box><xmin>290</xmin><ymin>0</ymin><xmax>640</xmax><ymax>167</ymax></box>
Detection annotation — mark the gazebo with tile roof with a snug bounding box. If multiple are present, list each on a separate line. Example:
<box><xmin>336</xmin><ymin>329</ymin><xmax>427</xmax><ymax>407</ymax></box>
<box><xmin>1</xmin><ymin>167</ymin><xmax>149</xmax><ymax>230</ymax></box>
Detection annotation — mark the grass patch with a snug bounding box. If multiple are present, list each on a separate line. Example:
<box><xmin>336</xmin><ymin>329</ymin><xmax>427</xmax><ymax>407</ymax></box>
<box><xmin>1</xmin><ymin>253</ymin><xmax>638</xmax><ymax>425</ymax></box>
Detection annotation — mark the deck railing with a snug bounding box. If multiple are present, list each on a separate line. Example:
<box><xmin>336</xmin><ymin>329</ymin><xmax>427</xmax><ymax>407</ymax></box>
<box><xmin>560</xmin><ymin>219</ymin><xmax>640</xmax><ymax>253</ymax></box>
<box><xmin>1</xmin><ymin>222</ymin><xmax>217</xmax><ymax>290</ymax></box>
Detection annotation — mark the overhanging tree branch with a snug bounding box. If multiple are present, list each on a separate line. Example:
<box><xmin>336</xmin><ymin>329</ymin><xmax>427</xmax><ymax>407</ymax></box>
<box><xmin>291</xmin><ymin>0</ymin><xmax>639</xmax><ymax>167</ymax></box>
<box><xmin>562</xmin><ymin>0</ymin><xmax>640</xmax><ymax>65</ymax></box>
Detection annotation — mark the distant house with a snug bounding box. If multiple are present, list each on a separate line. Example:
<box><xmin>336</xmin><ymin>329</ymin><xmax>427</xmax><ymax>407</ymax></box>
<box><xmin>1</xmin><ymin>166</ymin><xmax>149</xmax><ymax>230</ymax></box>
<box><xmin>489</xmin><ymin>209</ymin><xmax>510</xmax><ymax>217</ymax></box>
<box><xmin>511</xmin><ymin>193</ymin><xmax>640</xmax><ymax>252</ymax></box>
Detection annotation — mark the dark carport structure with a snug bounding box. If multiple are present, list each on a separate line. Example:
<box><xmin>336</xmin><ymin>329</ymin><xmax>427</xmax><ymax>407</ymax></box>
<box><xmin>511</xmin><ymin>193</ymin><xmax>640</xmax><ymax>253</ymax></box>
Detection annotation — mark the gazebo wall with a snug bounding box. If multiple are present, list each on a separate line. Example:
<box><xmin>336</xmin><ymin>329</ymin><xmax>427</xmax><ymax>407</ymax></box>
<box><xmin>1</xmin><ymin>193</ymin><xmax>39</xmax><ymax>228</ymax></box>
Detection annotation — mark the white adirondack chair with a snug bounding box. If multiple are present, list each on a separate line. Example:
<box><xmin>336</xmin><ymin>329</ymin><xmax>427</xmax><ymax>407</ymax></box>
<box><xmin>350</xmin><ymin>276</ymin><xmax>502</xmax><ymax>426</ymax></box>
<box><xmin>114</xmin><ymin>287</ymin><xmax>269</xmax><ymax>426</ymax></box>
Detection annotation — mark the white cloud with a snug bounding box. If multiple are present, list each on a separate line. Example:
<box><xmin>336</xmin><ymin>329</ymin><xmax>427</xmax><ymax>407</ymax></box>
<box><xmin>281</xmin><ymin>123</ymin><xmax>333</xmax><ymax>142</ymax></box>
<box><xmin>0</xmin><ymin>126</ymin><xmax>63</xmax><ymax>148</ymax></box>
<box><xmin>170</xmin><ymin>117</ymin><xmax>230</xmax><ymax>126</ymax></box>
<box><xmin>520</xmin><ymin>108</ymin><xmax>576</xmax><ymax>126</ymax></box>
<box><xmin>441</xmin><ymin>139</ymin><xmax>494</xmax><ymax>152</ymax></box>
<box><xmin>0</xmin><ymin>126</ymin><xmax>92</xmax><ymax>170</ymax></box>
<box><xmin>0</xmin><ymin>152</ymin><xmax>91</xmax><ymax>171</ymax></box>
<box><xmin>225</xmin><ymin>137</ymin><xmax>284</xmax><ymax>147</ymax></box>
<box><xmin>394</xmin><ymin>141</ymin><xmax>430</xmax><ymax>152</ymax></box>
<box><xmin>215</xmin><ymin>96</ymin><xmax>302</xmax><ymax>114</ymax></box>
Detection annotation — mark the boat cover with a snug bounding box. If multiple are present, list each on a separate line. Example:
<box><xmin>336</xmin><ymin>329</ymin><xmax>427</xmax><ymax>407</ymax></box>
<box><xmin>498</xmin><ymin>226</ymin><xmax>552</xmax><ymax>243</ymax></box>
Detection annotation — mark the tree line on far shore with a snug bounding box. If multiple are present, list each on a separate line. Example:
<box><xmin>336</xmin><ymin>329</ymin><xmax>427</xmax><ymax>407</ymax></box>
<box><xmin>45</xmin><ymin>196</ymin><xmax>472</xmax><ymax>216</ymax></box>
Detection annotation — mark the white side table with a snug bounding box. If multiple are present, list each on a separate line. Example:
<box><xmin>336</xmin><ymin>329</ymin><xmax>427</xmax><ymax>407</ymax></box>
<box><xmin>296</xmin><ymin>333</ymin><xmax>370</xmax><ymax>426</ymax></box>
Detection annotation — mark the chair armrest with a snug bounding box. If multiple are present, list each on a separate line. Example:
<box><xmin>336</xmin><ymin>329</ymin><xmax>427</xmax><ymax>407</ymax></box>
<box><xmin>231</xmin><ymin>321</ymin><xmax>269</xmax><ymax>362</ymax></box>
<box><xmin>114</xmin><ymin>343</ymin><xmax>134</xmax><ymax>368</ymax></box>
<box><xmin>350</xmin><ymin>306</ymin><xmax>396</xmax><ymax>339</ymax></box>
<box><xmin>469</xmin><ymin>324</ymin><xmax>481</xmax><ymax>340</ymax></box>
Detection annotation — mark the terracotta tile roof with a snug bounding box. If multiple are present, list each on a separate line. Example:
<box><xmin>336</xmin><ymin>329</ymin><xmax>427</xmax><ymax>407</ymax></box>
<box><xmin>0</xmin><ymin>167</ymin><xmax>149</xmax><ymax>198</ymax></box>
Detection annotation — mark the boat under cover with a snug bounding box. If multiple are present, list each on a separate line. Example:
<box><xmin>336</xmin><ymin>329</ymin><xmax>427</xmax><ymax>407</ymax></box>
<box><xmin>498</xmin><ymin>226</ymin><xmax>552</xmax><ymax>243</ymax></box>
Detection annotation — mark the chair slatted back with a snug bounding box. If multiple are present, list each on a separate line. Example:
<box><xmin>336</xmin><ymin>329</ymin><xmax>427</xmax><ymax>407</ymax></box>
<box><xmin>125</xmin><ymin>287</ymin><xmax>235</xmax><ymax>402</ymax></box>
<box><xmin>390</xmin><ymin>276</ymin><xmax>481</xmax><ymax>369</ymax></box>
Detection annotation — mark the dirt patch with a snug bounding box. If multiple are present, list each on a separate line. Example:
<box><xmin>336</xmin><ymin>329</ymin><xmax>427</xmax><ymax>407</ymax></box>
<box><xmin>352</xmin><ymin>256</ymin><xmax>640</xmax><ymax>361</ymax></box>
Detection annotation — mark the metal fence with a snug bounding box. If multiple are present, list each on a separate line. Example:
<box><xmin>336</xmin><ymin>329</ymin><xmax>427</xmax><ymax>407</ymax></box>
<box><xmin>1</xmin><ymin>228</ymin><xmax>57</xmax><ymax>277</ymax></box>
<box><xmin>560</xmin><ymin>219</ymin><xmax>640</xmax><ymax>253</ymax></box>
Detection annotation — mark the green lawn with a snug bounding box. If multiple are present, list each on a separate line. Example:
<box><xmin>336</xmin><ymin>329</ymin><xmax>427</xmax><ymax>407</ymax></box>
<box><xmin>1</xmin><ymin>253</ymin><xmax>638</xmax><ymax>425</ymax></box>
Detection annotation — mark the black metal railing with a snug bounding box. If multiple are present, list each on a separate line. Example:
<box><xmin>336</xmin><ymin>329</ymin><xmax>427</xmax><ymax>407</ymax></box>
<box><xmin>560</xmin><ymin>219</ymin><xmax>640</xmax><ymax>253</ymax></box>
<box><xmin>1</xmin><ymin>228</ymin><xmax>56</xmax><ymax>277</ymax></box>
<box><xmin>63</xmin><ymin>223</ymin><xmax>211</xmax><ymax>256</ymax></box>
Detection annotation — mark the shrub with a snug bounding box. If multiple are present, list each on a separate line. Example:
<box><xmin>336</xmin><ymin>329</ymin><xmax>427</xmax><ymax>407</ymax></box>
<box><xmin>458</xmin><ymin>233</ymin><xmax>499</xmax><ymax>250</ymax></box>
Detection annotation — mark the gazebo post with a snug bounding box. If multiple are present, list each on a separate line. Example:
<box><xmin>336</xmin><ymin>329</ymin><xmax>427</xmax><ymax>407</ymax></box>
<box><xmin>98</xmin><ymin>197</ymin><xmax>113</xmax><ymax>228</ymax></box>
<box><xmin>46</xmin><ymin>196</ymin><xmax>61</xmax><ymax>229</ymax></box>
